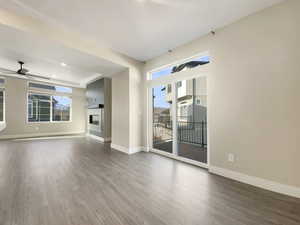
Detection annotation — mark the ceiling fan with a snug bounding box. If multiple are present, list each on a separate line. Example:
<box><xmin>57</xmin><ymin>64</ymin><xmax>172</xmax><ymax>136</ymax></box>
<box><xmin>0</xmin><ymin>61</ymin><xmax>51</xmax><ymax>80</ymax></box>
<box><xmin>0</xmin><ymin>61</ymin><xmax>81</xmax><ymax>86</ymax></box>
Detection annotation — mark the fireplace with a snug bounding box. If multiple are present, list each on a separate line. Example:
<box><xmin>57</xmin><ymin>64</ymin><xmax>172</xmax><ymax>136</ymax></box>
<box><xmin>89</xmin><ymin>114</ymin><xmax>99</xmax><ymax>125</ymax></box>
<box><xmin>87</xmin><ymin>106</ymin><xmax>104</xmax><ymax>138</ymax></box>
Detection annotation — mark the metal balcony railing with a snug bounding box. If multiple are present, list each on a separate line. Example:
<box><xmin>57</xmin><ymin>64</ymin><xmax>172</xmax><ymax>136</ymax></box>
<box><xmin>153</xmin><ymin>118</ymin><xmax>207</xmax><ymax>147</ymax></box>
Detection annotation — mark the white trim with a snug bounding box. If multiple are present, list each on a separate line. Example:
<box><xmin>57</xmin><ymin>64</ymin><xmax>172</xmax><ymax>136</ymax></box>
<box><xmin>209</xmin><ymin>166</ymin><xmax>300</xmax><ymax>199</ymax></box>
<box><xmin>84</xmin><ymin>74</ymin><xmax>104</xmax><ymax>86</ymax></box>
<box><xmin>141</xmin><ymin>146</ymin><xmax>150</xmax><ymax>152</ymax></box>
<box><xmin>111</xmin><ymin>143</ymin><xmax>129</xmax><ymax>154</ymax></box>
<box><xmin>147</xmin><ymin>65</ymin><xmax>209</xmax><ymax>88</ymax></box>
<box><xmin>13</xmin><ymin>135</ymin><xmax>85</xmax><ymax>141</ymax></box>
<box><xmin>87</xmin><ymin>133</ymin><xmax>111</xmax><ymax>143</ymax></box>
<box><xmin>0</xmin><ymin>131</ymin><xmax>85</xmax><ymax>140</ymax></box>
<box><xmin>0</xmin><ymin>89</ymin><xmax>5</xmax><ymax>123</ymax></box>
<box><xmin>110</xmin><ymin>143</ymin><xmax>143</xmax><ymax>155</ymax></box>
<box><xmin>172</xmin><ymin>82</ymin><xmax>178</xmax><ymax>156</ymax></box>
<box><xmin>151</xmin><ymin>148</ymin><xmax>209</xmax><ymax>169</ymax></box>
<box><xmin>0</xmin><ymin>122</ymin><xmax>6</xmax><ymax>132</ymax></box>
<box><xmin>129</xmin><ymin>147</ymin><xmax>144</xmax><ymax>154</ymax></box>
<box><xmin>147</xmin><ymin>69</ymin><xmax>209</xmax><ymax>169</ymax></box>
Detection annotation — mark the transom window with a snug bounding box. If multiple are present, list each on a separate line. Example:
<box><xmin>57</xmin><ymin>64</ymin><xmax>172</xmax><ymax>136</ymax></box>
<box><xmin>28</xmin><ymin>82</ymin><xmax>72</xmax><ymax>94</ymax></box>
<box><xmin>150</xmin><ymin>55</ymin><xmax>210</xmax><ymax>80</ymax></box>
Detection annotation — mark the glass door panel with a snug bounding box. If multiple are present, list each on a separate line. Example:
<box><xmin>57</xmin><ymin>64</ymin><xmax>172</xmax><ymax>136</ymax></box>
<box><xmin>152</xmin><ymin>84</ymin><xmax>173</xmax><ymax>154</ymax></box>
<box><xmin>176</xmin><ymin>77</ymin><xmax>207</xmax><ymax>163</ymax></box>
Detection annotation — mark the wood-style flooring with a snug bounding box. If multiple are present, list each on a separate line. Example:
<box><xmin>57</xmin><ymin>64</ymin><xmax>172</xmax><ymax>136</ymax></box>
<box><xmin>0</xmin><ymin>137</ymin><xmax>299</xmax><ymax>225</ymax></box>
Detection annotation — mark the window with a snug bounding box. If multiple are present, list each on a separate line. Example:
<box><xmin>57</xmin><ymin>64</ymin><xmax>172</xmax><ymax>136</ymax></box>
<box><xmin>0</xmin><ymin>91</ymin><xmax>4</xmax><ymax>122</ymax></box>
<box><xmin>29</xmin><ymin>82</ymin><xmax>72</xmax><ymax>94</ymax></box>
<box><xmin>0</xmin><ymin>78</ymin><xmax>5</xmax><ymax>122</ymax></box>
<box><xmin>28</xmin><ymin>94</ymin><xmax>51</xmax><ymax>122</ymax></box>
<box><xmin>28</xmin><ymin>94</ymin><xmax>72</xmax><ymax>122</ymax></box>
<box><xmin>150</xmin><ymin>55</ymin><xmax>210</xmax><ymax>80</ymax></box>
<box><xmin>52</xmin><ymin>96</ymin><xmax>71</xmax><ymax>122</ymax></box>
<box><xmin>28</xmin><ymin>82</ymin><xmax>72</xmax><ymax>123</ymax></box>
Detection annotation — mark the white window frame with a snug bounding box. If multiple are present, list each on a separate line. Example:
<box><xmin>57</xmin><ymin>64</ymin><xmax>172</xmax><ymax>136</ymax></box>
<box><xmin>28</xmin><ymin>82</ymin><xmax>73</xmax><ymax>94</ymax></box>
<box><xmin>27</xmin><ymin>92</ymin><xmax>72</xmax><ymax>123</ymax></box>
<box><xmin>147</xmin><ymin>51</ymin><xmax>210</xmax><ymax>81</ymax></box>
<box><xmin>0</xmin><ymin>77</ymin><xmax>5</xmax><ymax>123</ymax></box>
<box><xmin>0</xmin><ymin>90</ymin><xmax>5</xmax><ymax>123</ymax></box>
<box><xmin>146</xmin><ymin>51</ymin><xmax>210</xmax><ymax>169</ymax></box>
<box><xmin>51</xmin><ymin>95</ymin><xmax>73</xmax><ymax>123</ymax></box>
<box><xmin>28</xmin><ymin>99</ymin><xmax>33</xmax><ymax>119</ymax></box>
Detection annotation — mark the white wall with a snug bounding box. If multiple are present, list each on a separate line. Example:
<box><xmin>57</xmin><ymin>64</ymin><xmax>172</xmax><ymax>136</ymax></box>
<box><xmin>0</xmin><ymin>76</ymin><xmax>86</xmax><ymax>138</ymax></box>
<box><xmin>145</xmin><ymin>0</ymin><xmax>300</xmax><ymax>188</ymax></box>
<box><xmin>0</xmin><ymin>9</ymin><xmax>145</xmax><ymax>149</ymax></box>
<box><xmin>129</xmin><ymin>67</ymin><xmax>143</xmax><ymax>149</ymax></box>
<box><xmin>104</xmin><ymin>78</ymin><xmax>112</xmax><ymax>139</ymax></box>
<box><xmin>112</xmin><ymin>70</ymin><xmax>130</xmax><ymax>148</ymax></box>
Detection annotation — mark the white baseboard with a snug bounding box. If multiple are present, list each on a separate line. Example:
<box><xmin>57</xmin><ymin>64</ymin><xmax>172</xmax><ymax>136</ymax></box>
<box><xmin>14</xmin><ymin>135</ymin><xmax>85</xmax><ymax>141</ymax></box>
<box><xmin>141</xmin><ymin>146</ymin><xmax>150</xmax><ymax>152</ymax></box>
<box><xmin>0</xmin><ymin>131</ymin><xmax>85</xmax><ymax>140</ymax></box>
<box><xmin>0</xmin><ymin>122</ymin><xmax>6</xmax><ymax>132</ymax></box>
<box><xmin>209</xmin><ymin>166</ymin><xmax>300</xmax><ymax>199</ymax></box>
<box><xmin>87</xmin><ymin>134</ymin><xmax>111</xmax><ymax>143</ymax></box>
<box><xmin>129</xmin><ymin>146</ymin><xmax>143</xmax><ymax>154</ymax></box>
<box><xmin>110</xmin><ymin>143</ymin><xmax>143</xmax><ymax>155</ymax></box>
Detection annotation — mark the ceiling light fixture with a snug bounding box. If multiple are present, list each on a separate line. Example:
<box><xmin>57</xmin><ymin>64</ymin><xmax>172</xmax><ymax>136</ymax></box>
<box><xmin>61</xmin><ymin>62</ymin><xmax>67</xmax><ymax>67</ymax></box>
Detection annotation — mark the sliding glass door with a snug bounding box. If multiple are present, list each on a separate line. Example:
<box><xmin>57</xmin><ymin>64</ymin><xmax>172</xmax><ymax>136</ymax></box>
<box><xmin>151</xmin><ymin>76</ymin><xmax>208</xmax><ymax>166</ymax></box>
<box><xmin>176</xmin><ymin>77</ymin><xmax>207</xmax><ymax>164</ymax></box>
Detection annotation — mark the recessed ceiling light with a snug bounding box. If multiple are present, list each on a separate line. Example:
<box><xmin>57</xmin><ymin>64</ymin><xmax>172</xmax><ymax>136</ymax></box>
<box><xmin>61</xmin><ymin>62</ymin><xmax>67</xmax><ymax>67</ymax></box>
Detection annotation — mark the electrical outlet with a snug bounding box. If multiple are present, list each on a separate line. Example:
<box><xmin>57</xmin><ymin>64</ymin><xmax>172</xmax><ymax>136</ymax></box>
<box><xmin>228</xmin><ymin>153</ymin><xmax>235</xmax><ymax>162</ymax></box>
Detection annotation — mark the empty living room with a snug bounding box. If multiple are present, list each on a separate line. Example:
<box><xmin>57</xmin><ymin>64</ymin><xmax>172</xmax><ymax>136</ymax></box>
<box><xmin>0</xmin><ymin>0</ymin><xmax>300</xmax><ymax>224</ymax></box>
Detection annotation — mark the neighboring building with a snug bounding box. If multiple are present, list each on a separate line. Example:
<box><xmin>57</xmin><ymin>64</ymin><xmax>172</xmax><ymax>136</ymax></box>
<box><xmin>165</xmin><ymin>77</ymin><xmax>207</xmax><ymax>123</ymax></box>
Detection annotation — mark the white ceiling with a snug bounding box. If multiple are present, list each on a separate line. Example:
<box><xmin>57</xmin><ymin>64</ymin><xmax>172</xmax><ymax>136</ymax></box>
<box><xmin>0</xmin><ymin>25</ymin><xmax>125</xmax><ymax>87</ymax></box>
<box><xmin>1</xmin><ymin>0</ymin><xmax>286</xmax><ymax>61</ymax></box>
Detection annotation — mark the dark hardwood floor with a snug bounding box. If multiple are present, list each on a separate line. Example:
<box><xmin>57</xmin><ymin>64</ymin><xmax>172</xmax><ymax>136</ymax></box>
<box><xmin>0</xmin><ymin>137</ymin><xmax>299</xmax><ymax>225</ymax></box>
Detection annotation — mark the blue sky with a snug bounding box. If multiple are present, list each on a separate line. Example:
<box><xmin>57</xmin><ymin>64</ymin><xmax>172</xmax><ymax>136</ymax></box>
<box><xmin>53</xmin><ymin>95</ymin><xmax>71</xmax><ymax>106</ymax></box>
<box><xmin>53</xmin><ymin>86</ymin><xmax>72</xmax><ymax>105</ymax></box>
<box><xmin>152</xmin><ymin>55</ymin><xmax>210</xmax><ymax>109</ymax></box>
<box><xmin>151</xmin><ymin>55</ymin><xmax>210</xmax><ymax>80</ymax></box>
<box><xmin>153</xmin><ymin>85</ymin><xmax>169</xmax><ymax>108</ymax></box>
